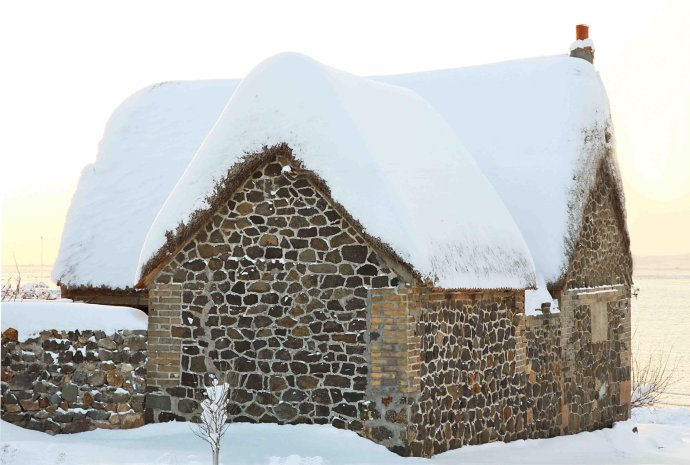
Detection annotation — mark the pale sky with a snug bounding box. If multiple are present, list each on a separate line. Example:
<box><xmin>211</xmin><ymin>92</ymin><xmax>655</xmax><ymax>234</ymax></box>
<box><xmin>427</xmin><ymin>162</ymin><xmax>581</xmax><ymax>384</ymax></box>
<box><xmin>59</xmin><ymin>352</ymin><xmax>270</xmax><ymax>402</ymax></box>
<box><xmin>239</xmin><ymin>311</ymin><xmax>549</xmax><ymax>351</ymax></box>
<box><xmin>1</xmin><ymin>0</ymin><xmax>689</xmax><ymax>270</ymax></box>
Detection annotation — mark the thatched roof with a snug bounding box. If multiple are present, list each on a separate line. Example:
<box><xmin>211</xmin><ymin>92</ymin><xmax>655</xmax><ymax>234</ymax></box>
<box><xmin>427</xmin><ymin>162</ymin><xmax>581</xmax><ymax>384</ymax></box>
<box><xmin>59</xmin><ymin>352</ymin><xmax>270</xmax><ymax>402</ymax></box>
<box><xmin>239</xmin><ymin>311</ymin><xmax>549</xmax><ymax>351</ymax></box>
<box><xmin>52</xmin><ymin>80</ymin><xmax>236</xmax><ymax>289</ymax></box>
<box><xmin>55</xmin><ymin>53</ymin><xmax>627</xmax><ymax>292</ymax></box>
<box><xmin>381</xmin><ymin>56</ymin><xmax>628</xmax><ymax>286</ymax></box>
<box><xmin>137</xmin><ymin>53</ymin><xmax>535</xmax><ymax>290</ymax></box>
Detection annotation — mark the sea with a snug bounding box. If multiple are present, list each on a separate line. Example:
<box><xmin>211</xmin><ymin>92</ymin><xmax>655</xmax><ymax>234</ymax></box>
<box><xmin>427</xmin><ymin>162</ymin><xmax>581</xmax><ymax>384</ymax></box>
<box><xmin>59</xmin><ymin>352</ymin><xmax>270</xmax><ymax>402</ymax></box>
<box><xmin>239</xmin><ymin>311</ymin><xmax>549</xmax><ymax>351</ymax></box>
<box><xmin>2</xmin><ymin>257</ymin><xmax>689</xmax><ymax>406</ymax></box>
<box><xmin>632</xmin><ymin>254</ymin><xmax>690</xmax><ymax>407</ymax></box>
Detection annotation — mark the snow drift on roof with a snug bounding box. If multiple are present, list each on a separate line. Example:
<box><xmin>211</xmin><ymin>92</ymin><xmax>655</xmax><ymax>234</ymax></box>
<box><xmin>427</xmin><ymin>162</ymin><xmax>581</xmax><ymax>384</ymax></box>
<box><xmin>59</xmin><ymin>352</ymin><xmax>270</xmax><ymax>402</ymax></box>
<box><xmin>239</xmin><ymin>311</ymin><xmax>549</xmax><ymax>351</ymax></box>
<box><xmin>56</xmin><ymin>54</ymin><xmax>621</xmax><ymax>290</ymax></box>
<box><xmin>52</xmin><ymin>80</ymin><xmax>238</xmax><ymax>288</ymax></box>
<box><xmin>382</xmin><ymin>56</ymin><xmax>623</xmax><ymax>284</ymax></box>
<box><xmin>138</xmin><ymin>53</ymin><xmax>536</xmax><ymax>290</ymax></box>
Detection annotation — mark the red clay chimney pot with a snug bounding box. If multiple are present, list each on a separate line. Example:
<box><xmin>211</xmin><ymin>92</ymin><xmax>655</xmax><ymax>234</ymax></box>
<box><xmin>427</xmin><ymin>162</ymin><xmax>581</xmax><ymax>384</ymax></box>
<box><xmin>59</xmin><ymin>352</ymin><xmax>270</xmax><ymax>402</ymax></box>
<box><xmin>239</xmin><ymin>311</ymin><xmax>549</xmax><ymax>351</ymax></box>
<box><xmin>576</xmin><ymin>24</ymin><xmax>589</xmax><ymax>41</ymax></box>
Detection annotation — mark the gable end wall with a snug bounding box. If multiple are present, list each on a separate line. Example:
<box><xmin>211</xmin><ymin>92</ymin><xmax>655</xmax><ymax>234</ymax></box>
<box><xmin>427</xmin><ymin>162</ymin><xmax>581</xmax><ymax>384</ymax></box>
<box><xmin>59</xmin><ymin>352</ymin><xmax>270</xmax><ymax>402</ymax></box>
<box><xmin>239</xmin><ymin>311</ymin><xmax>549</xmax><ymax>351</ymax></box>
<box><xmin>145</xmin><ymin>160</ymin><xmax>403</xmax><ymax>429</ymax></box>
<box><xmin>518</xmin><ymin>157</ymin><xmax>633</xmax><ymax>442</ymax></box>
<box><xmin>562</xmin><ymin>159</ymin><xmax>632</xmax><ymax>290</ymax></box>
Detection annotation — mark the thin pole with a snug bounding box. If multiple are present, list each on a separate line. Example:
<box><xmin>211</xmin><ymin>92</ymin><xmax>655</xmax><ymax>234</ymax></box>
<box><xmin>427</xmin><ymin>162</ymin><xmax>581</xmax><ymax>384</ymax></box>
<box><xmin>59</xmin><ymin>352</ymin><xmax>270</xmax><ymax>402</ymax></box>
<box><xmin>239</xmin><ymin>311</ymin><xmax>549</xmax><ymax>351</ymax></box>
<box><xmin>40</xmin><ymin>236</ymin><xmax>44</xmax><ymax>283</ymax></box>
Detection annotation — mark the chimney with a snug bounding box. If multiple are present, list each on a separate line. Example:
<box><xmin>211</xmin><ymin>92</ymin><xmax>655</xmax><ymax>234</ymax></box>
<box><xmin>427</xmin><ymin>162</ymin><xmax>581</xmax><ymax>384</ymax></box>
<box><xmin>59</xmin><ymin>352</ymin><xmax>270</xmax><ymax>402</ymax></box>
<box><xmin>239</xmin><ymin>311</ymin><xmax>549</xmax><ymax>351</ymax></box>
<box><xmin>570</xmin><ymin>24</ymin><xmax>594</xmax><ymax>63</ymax></box>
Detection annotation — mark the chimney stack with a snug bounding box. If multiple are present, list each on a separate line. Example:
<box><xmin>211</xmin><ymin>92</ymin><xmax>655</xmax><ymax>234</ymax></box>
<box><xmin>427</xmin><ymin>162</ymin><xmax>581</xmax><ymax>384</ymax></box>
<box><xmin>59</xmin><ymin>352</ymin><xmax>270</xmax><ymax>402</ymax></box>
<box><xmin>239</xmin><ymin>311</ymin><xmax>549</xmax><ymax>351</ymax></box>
<box><xmin>570</xmin><ymin>24</ymin><xmax>594</xmax><ymax>63</ymax></box>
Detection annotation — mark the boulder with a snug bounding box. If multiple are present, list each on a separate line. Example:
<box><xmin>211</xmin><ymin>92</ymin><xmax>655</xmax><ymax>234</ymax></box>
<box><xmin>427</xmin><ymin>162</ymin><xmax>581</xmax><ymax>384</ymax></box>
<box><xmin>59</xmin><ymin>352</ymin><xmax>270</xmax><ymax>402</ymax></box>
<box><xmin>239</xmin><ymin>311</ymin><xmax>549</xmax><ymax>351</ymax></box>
<box><xmin>87</xmin><ymin>371</ymin><xmax>106</xmax><ymax>386</ymax></box>
<box><xmin>61</xmin><ymin>383</ymin><xmax>79</xmax><ymax>403</ymax></box>
<box><xmin>26</xmin><ymin>418</ymin><xmax>44</xmax><ymax>431</ymax></box>
<box><xmin>97</xmin><ymin>338</ymin><xmax>117</xmax><ymax>350</ymax></box>
<box><xmin>2</xmin><ymin>328</ymin><xmax>18</xmax><ymax>342</ymax></box>
<box><xmin>19</xmin><ymin>399</ymin><xmax>40</xmax><ymax>411</ymax></box>
<box><xmin>121</xmin><ymin>413</ymin><xmax>144</xmax><ymax>429</ymax></box>
<box><xmin>62</xmin><ymin>417</ymin><xmax>94</xmax><ymax>434</ymax></box>
<box><xmin>34</xmin><ymin>409</ymin><xmax>51</xmax><ymax>420</ymax></box>
<box><xmin>43</xmin><ymin>419</ymin><xmax>61</xmax><ymax>435</ymax></box>
<box><xmin>2</xmin><ymin>390</ymin><xmax>18</xmax><ymax>405</ymax></box>
<box><xmin>130</xmin><ymin>394</ymin><xmax>145</xmax><ymax>412</ymax></box>
<box><xmin>125</xmin><ymin>336</ymin><xmax>146</xmax><ymax>352</ymax></box>
<box><xmin>9</xmin><ymin>372</ymin><xmax>33</xmax><ymax>391</ymax></box>
<box><xmin>177</xmin><ymin>399</ymin><xmax>198</xmax><ymax>414</ymax></box>
<box><xmin>53</xmin><ymin>410</ymin><xmax>74</xmax><ymax>423</ymax></box>
<box><xmin>71</xmin><ymin>370</ymin><xmax>88</xmax><ymax>384</ymax></box>
<box><xmin>106</xmin><ymin>370</ymin><xmax>124</xmax><ymax>387</ymax></box>
<box><xmin>274</xmin><ymin>403</ymin><xmax>298</xmax><ymax>421</ymax></box>
<box><xmin>111</xmin><ymin>389</ymin><xmax>130</xmax><ymax>403</ymax></box>
<box><xmin>145</xmin><ymin>394</ymin><xmax>171</xmax><ymax>411</ymax></box>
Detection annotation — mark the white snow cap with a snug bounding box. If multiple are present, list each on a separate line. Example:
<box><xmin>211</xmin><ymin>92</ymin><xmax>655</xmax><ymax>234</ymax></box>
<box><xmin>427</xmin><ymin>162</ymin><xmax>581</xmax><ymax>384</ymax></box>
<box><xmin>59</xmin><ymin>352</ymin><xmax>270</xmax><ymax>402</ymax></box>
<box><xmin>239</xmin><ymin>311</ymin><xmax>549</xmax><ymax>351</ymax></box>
<box><xmin>570</xmin><ymin>38</ymin><xmax>595</xmax><ymax>51</ymax></box>
<box><xmin>138</xmin><ymin>53</ymin><xmax>536</xmax><ymax>290</ymax></box>
<box><xmin>1</xmin><ymin>301</ymin><xmax>147</xmax><ymax>342</ymax></box>
<box><xmin>53</xmin><ymin>80</ymin><xmax>237</xmax><ymax>288</ymax></box>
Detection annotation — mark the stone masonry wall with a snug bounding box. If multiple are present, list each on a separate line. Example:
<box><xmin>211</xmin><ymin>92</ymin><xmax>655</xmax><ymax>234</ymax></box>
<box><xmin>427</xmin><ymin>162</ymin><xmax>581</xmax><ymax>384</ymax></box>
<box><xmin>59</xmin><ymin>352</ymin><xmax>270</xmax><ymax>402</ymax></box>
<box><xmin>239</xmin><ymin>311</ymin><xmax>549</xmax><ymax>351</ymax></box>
<box><xmin>146</xmin><ymin>160</ymin><xmax>402</xmax><ymax>431</ymax></box>
<box><xmin>562</xmin><ymin>161</ymin><xmax>632</xmax><ymax>290</ymax></box>
<box><xmin>558</xmin><ymin>159</ymin><xmax>632</xmax><ymax>431</ymax></box>
<box><xmin>145</xmin><ymin>284</ymin><xmax>183</xmax><ymax>420</ymax></box>
<box><xmin>1</xmin><ymin>329</ymin><xmax>147</xmax><ymax>434</ymax></box>
<box><xmin>513</xmin><ymin>159</ymin><xmax>632</xmax><ymax>442</ymax></box>
<box><xmin>140</xmin><ymin>157</ymin><xmax>632</xmax><ymax>457</ymax></box>
<box><xmin>361</xmin><ymin>288</ymin><xmax>525</xmax><ymax>457</ymax></box>
<box><xmin>363</xmin><ymin>287</ymin><xmax>421</xmax><ymax>454</ymax></box>
<box><xmin>558</xmin><ymin>286</ymin><xmax>631</xmax><ymax>433</ymax></box>
<box><xmin>408</xmin><ymin>291</ymin><xmax>525</xmax><ymax>456</ymax></box>
<box><xmin>517</xmin><ymin>285</ymin><xmax>630</xmax><ymax>442</ymax></box>
<box><xmin>522</xmin><ymin>314</ymin><xmax>563</xmax><ymax>438</ymax></box>
<box><xmin>363</xmin><ymin>284</ymin><xmax>630</xmax><ymax>457</ymax></box>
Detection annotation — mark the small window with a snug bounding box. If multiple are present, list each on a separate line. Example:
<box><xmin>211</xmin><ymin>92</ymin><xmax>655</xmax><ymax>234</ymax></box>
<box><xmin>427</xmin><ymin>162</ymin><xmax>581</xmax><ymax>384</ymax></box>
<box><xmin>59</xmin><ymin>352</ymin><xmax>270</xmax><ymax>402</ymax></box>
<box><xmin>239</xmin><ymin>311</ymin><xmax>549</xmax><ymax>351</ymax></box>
<box><xmin>590</xmin><ymin>301</ymin><xmax>608</xmax><ymax>343</ymax></box>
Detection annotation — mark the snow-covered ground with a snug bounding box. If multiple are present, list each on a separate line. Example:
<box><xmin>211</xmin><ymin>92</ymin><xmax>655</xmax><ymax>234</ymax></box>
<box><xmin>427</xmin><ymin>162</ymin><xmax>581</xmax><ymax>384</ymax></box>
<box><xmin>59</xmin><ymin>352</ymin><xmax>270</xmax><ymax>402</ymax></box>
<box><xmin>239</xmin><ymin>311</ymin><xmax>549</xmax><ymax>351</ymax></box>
<box><xmin>1</xmin><ymin>408</ymin><xmax>689</xmax><ymax>465</ymax></box>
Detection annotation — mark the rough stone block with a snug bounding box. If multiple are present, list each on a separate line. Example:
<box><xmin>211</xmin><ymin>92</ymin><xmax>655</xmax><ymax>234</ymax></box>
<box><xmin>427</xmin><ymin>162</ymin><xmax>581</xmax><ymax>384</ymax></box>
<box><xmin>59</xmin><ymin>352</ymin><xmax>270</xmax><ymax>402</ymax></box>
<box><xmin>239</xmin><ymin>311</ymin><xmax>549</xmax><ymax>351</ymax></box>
<box><xmin>145</xmin><ymin>394</ymin><xmax>171</xmax><ymax>411</ymax></box>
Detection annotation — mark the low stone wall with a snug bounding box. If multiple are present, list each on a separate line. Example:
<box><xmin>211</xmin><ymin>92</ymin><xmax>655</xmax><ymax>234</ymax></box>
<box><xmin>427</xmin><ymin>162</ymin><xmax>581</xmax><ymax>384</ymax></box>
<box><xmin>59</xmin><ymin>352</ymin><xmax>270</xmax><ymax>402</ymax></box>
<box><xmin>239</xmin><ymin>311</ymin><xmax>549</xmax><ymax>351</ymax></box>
<box><xmin>1</xmin><ymin>329</ymin><xmax>147</xmax><ymax>434</ymax></box>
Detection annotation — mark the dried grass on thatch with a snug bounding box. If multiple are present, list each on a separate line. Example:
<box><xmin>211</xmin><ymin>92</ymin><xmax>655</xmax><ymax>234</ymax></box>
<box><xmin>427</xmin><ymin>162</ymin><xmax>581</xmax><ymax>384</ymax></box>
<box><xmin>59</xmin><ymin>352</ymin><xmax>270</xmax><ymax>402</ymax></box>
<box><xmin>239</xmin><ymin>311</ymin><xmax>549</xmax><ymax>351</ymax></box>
<box><xmin>137</xmin><ymin>143</ymin><xmax>421</xmax><ymax>288</ymax></box>
<box><xmin>549</xmin><ymin>150</ymin><xmax>632</xmax><ymax>292</ymax></box>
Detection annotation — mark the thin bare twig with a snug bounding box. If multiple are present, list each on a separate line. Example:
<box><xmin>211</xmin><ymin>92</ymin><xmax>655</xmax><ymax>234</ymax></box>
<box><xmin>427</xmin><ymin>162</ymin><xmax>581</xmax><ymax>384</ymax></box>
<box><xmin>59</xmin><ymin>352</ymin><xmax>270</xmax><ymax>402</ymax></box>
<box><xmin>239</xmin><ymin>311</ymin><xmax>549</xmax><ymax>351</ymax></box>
<box><xmin>190</xmin><ymin>373</ymin><xmax>240</xmax><ymax>465</ymax></box>
<box><xmin>631</xmin><ymin>311</ymin><xmax>679</xmax><ymax>408</ymax></box>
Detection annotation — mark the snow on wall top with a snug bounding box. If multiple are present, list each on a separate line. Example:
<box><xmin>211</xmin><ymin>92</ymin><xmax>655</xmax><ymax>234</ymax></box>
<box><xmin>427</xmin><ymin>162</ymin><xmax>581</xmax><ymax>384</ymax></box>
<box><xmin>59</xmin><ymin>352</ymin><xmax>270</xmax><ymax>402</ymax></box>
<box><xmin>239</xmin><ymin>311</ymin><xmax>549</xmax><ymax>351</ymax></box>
<box><xmin>382</xmin><ymin>56</ymin><xmax>620</xmax><ymax>284</ymax></box>
<box><xmin>137</xmin><ymin>53</ymin><xmax>536</xmax><ymax>290</ymax></box>
<box><xmin>1</xmin><ymin>301</ymin><xmax>147</xmax><ymax>342</ymax></box>
<box><xmin>52</xmin><ymin>80</ymin><xmax>238</xmax><ymax>288</ymax></box>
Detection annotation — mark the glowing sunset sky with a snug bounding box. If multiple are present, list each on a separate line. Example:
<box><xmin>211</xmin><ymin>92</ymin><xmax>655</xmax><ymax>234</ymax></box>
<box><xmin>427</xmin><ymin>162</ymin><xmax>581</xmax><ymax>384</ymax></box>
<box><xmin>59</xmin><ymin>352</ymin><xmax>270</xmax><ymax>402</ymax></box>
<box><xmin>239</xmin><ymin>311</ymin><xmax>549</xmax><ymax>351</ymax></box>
<box><xmin>2</xmin><ymin>0</ymin><xmax>689</xmax><ymax>271</ymax></box>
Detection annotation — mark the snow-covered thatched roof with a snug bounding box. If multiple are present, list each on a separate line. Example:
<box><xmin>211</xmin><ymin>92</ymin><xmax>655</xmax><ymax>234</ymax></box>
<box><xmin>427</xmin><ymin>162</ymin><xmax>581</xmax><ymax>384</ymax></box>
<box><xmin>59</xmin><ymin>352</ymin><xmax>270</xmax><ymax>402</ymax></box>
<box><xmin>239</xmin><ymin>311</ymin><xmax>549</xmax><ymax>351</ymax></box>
<box><xmin>53</xmin><ymin>80</ymin><xmax>237</xmax><ymax>289</ymax></box>
<box><xmin>137</xmin><ymin>53</ymin><xmax>535</xmax><ymax>290</ymax></box>
<box><xmin>54</xmin><ymin>52</ymin><xmax>622</xmax><ymax>291</ymax></box>
<box><xmin>381</xmin><ymin>56</ymin><xmax>625</xmax><ymax>285</ymax></box>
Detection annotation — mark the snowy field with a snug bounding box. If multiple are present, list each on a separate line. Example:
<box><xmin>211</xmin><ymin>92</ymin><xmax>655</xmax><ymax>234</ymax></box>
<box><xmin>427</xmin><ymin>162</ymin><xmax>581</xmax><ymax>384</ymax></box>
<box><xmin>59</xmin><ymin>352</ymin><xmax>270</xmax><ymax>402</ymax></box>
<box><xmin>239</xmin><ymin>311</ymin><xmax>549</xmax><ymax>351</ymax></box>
<box><xmin>1</xmin><ymin>408</ymin><xmax>689</xmax><ymax>465</ymax></box>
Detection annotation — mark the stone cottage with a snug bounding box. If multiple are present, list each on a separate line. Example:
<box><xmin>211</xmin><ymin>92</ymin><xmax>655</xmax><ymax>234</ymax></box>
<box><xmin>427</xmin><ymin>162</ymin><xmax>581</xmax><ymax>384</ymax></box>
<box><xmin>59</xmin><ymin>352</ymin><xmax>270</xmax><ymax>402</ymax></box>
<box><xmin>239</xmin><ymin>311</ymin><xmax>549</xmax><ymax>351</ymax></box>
<box><xmin>50</xmin><ymin>26</ymin><xmax>632</xmax><ymax>457</ymax></box>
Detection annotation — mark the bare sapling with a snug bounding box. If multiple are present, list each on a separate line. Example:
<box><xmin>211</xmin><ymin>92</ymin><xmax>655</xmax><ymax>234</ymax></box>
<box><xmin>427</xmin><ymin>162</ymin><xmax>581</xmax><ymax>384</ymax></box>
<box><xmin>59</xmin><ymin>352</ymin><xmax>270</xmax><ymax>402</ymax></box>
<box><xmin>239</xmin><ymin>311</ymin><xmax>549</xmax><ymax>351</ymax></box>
<box><xmin>1</xmin><ymin>256</ymin><xmax>21</xmax><ymax>302</ymax></box>
<box><xmin>631</xmin><ymin>348</ymin><xmax>678</xmax><ymax>408</ymax></box>
<box><xmin>631</xmin><ymin>322</ymin><xmax>678</xmax><ymax>409</ymax></box>
<box><xmin>191</xmin><ymin>374</ymin><xmax>239</xmax><ymax>465</ymax></box>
